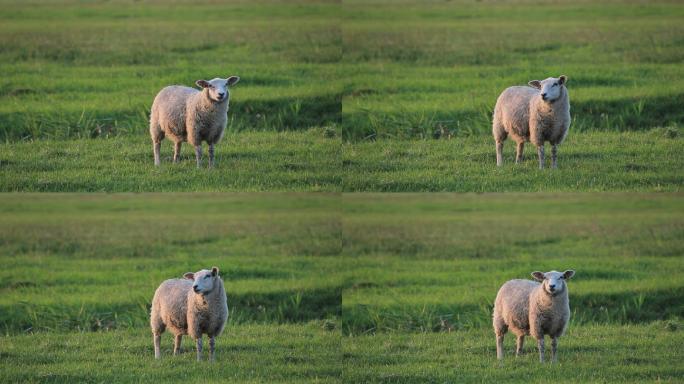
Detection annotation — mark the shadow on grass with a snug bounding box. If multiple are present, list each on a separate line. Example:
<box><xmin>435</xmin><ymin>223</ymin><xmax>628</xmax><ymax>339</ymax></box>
<box><xmin>0</xmin><ymin>93</ymin><xmax>342</xmax><ymax>141</ymax></box>
<box><xmin>342</xmin><ymin>93</ymin><xmax>684</xmax><ymax>141</ymax></box>
<box><xmin>0</xmin><ymin>286</ymin><xmax>341</xmax><ymax>335</ymax></box>
<box><xmin>342</xmin><ymin>287</ymin><xmax>684</xmax><ymax>335</ymax></box>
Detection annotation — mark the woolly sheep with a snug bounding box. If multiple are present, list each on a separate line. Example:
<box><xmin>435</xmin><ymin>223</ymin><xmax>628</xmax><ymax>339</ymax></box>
<box><xmin>492</xmin><ymin>76</ymin><xmax>571</xmax><ymax>169</ymax></box>
<box><xmin>493</xmin><ymin>270</ymin><xmax>575</xmax><ymax>363</ymax></box>
<box><xmin>150</xmin><ymin>76</ymin><xmax>240</xmax><ymax>168</ymax></box>
<box><xmin>150</xmin><ymin>267</ymin><xmax>228</xmax><ymax>361</ymax></box>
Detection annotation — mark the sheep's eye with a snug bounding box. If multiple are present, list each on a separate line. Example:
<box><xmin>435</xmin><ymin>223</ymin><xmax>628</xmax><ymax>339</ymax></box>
<box><xmin>204</xmin><ymin>275</ymin><xmax>210</xmax><ymax>279</ymax></box>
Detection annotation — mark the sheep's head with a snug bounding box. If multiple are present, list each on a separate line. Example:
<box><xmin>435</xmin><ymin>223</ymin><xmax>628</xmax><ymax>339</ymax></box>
<box><xmin>528</xmin><ymin>75</ymin><xmax>567</xmax><ymax>103</ymax></box>
<box><xmin>196</xmin><ymin>76</ymin><xmax>240</xmax><ymax>103</ymax></box>
<box><xmin>184</xmin><ymin>267</ymin><xmax>220</xmax><ymax>295</ymax></box>
<box><xmin>531</xmin><ymin>270</ymin><xmax>574</xmax><ymax>296</ymax></box>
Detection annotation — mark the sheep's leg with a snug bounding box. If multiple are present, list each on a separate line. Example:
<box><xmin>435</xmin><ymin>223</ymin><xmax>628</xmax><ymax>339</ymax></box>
<box><xmin>537</xmin><ymin>145</ymin><xmax>545</xmax><ymax>169</ymax></box>
<box><xmin>209</xmin><ymin>336</ymin><xmax>216</xmax><ymax>362</ymax></box>
<box><xmin>208</xmin><ymin>143</ymin><xmax>215</xmax><ymax>168</ymax></box>
<box><xmin>196</xmin><ymin>337</ymin><xmax>203</xmax><ymax>361</ymax></box>
<box><xmin>496</xmin><ymin>333</ymin><xmax>504</xmax><ymax>360</ymax></box>
<box><xmin>153</xmin><ymin>333</ymin><xmax>161</xmax><ymax>359</ymax></box>
<box><xmin>194</xmin><ymin>145</ymin><xmax>202</xmax><ymax>168</ymax></box>
<box><xmin>173</xmin><ymin>334</ymin><xmax>182</xmax><ymax>355</ymax></box>
<box><xmin>551</xmin><ymin>337</ymin><xmax>558</xmax><ymax>363</ymax></box>
<box><xmin>515</xmin><ymin>142</ymin><xmax>524</xmax><ymax>164</ymax></box>
<box><xmin>551</xmin><ymin>144</ymin><xmax>558</xmax><ymax>169</ymax></box>
<box><xmin>173</xmin><ymin>142</ymin><xmax>182</xmax><ymax>163</ymax></box>
<box><xmin>537</xmin><ymin>337</ymin><xmax>545</xmax><ymax>363</ymax></box>
<box><xmin>515</xmin><ymin>335</ymin><xmax>525</xmax><ymax>356</ymax></box>
<box><xmin>153</xmin><ymin>141</ymin><xmax>161</xmax><ymax>166</ymax></box>
<box><xmin>495</xmin><ymin>141</ymin><xmax>504</xmax><ymax>166</ymax></box>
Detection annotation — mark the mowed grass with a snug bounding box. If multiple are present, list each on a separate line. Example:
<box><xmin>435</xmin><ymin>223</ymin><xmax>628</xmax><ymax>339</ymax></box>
<box><xmin>0</xmin><ymin>130</ymin><xmax>340</xmax><ymax>192</ymax></box>
<box><xmin>342</xmin><ymin>0</ymin><xmax>684</xmax><ymax>140</ymax></box>
<box><xmin>341</xmin><ymin>193</ymin><xmax>684</xmax><ymax>381</ymax></box>
<box><xmin>0</xmin><ymin>0</ymin><xmax>342</xmax><ymax>141</ymax></box>
<box><xmin>344</xmin><ymin>324</ymin><xmax>683</xmax><ymax>383</ymax></box>
<box><xmin>0</xmin><ymin>194</ymin><xmax>342</xmax><ymax>382</ymax></box>
<box><xmin>1</xmin><ymin>325</ymin><xmax>340</xmax><ymax>384</ymax></box>
<box><xmin>342</xmin><ymin>130</ymin><xmax>683</xmax><ymax>192</ymax></box>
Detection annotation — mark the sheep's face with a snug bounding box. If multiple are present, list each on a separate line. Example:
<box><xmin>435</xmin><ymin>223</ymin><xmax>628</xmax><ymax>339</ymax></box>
<box><xmin>528</xmin><ymin>76</ymin><xmax>567</xmax><ymax>103</ymax></box>
<box><xmin>531</xmin><ymin>270</ymin><xmax>574</xmax><ymax>296</ymax></box>
<box><xmin>184</xmin><ymin>267</ymin><xmax>220</xmax><ymax>295</ymax></box>
<box><xmin>196</xmin><ymin>76</ymin><xmax>240</xmax><ymax>103</ymax></box>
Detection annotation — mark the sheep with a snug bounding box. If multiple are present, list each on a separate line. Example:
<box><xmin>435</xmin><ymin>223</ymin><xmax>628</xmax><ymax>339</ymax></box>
<box><xmin>492</xmin><ymin>76</ymin><xmax>571</xmax><ymax>169</ymax></box>
<box><xmin>150</xmin><ymin>267</ymin><xmax>228</xmax><ymax>361</ymax></box>
<box><xmin>150</xmin><ymin>76</ymin><xmax>240</xmax><ymax>168</ymax></box>
<box><xmin>492</xmin><ymin>270</ymin><xmax>575</xmax><ymax>363</ymax></box>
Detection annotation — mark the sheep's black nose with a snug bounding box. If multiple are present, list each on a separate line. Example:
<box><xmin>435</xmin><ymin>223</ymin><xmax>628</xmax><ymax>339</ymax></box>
<box><xmin>218</xmin><ymin>93</ymin><xmax>225</xmax><ymax>98</ymax></box>
<box><xmin>193</xmin><ymin>285</ymin><xmax>199</xmax><ymax>292</ymax></box>
<box><xmin>549</xmin><ymin>284</ymin><xmax>556</xmax><ymax>289</ymax></box>
<box><xmin>541</xmin><ymin>93</ymin><xmax>547</xmax><ymax>99</ymax></box>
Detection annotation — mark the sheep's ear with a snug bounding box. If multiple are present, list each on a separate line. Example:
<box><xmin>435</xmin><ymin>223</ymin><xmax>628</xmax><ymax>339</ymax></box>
<box><xmin>531</xmin><ymin>271</ymin><xmax>545</xmax><ymax>282</ymax></box>
<box><xmin>563</xmin><ymin>270</ymin><xmax>575</xmax><ymax>280</ymax></box>
<box><xmin>183</xmin><ymin>272</ymin><xmax>195</xmax><ymax>280</ymax></box>
<box><xmin>196</xmin><ymin>80</ymin><xmax>211</xmax><ymax>89</ymax></box>
<box><xmin>558</xmin><ymin>75</ymin><xmax>567</xmax><ymax>85</ymax></box>
<box><xmin>211</xmin><ymin>266</ymin><xmax>219</xmax><ymax>277</ymax></box>
<box><xmin>528</xmin><ymin>80</ymin><xmax>542</xmax><ymax>89</ymax></box>
<box><xmin>226</xmin><ymin>76</ymin><xmax>240</xmax><ymax>87</ymax></box>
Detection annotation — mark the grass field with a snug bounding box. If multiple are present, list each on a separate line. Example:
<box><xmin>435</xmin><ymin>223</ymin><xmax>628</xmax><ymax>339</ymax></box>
<box><xmin>0</xmin><ymin>0</ymin><xmax>341</xmax><ymax>141</ymax></box>
<box><xmin>341</xmin><ymin>193</ymin><xmax>684</xmax><ymax>382</ymax></box>
<box><xmin>0</xmin><ymin>130</ymin><xmax>340</xmax><ymax>192</ymax></box>
<box><xmin>0</xmin><ymin>193</ymin><xmax>682</xmax><ymax>382</ymax></box>
<box><xmin>342</xmin><ymin>0</ymin><xmax>684</xmax><ymax>140</ymax></box>
<box><xmin>0</xmin><ymin>194</ymin><xmax>341</xmax><ymax>382</ymax></box>
<box><xmin>342</xmin><ymin>130</ymin><xmax>683</xmax><ymax>192</ymax></box>
<box><xmin>2</xmin><ymin>0</ymin><xmax>683</xmax><ymax>191</ymax></box>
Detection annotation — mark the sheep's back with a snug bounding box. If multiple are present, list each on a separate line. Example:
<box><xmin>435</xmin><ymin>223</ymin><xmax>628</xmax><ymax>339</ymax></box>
<box><xmin>152</xmin><ymin>279</ymin><xmax>193</xmax><ymax>333</ymax></box>
<box><xmin>494</xmin><ymin>86</ymin><xmax>537</xmax><ymax>139</ymax></box>
<box><xmin>152</xmin><ymin>86</ymin><xmax>198</xmax><ymax>136</ymax></box>
<box><xmin>495</xmin><ymin>279</ymin><xmax>538</xmax><ymax>332</ymax></box>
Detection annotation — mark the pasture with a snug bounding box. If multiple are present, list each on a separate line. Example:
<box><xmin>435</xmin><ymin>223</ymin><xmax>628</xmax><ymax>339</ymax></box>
<box><xmin>342</xmin><ymin>0</ymin><xmax>684</xmax><ymax>140</ymax></box>
<box><xmin>0</xmin><ymin>194</ymin><xmax>342</xmax><ymax>383</ymax></box>
<box><xmin>341</xmin><ymin>193</ymin><xmax>684</xmax><ymax>382</ymax></box>
<box><xmin>0</xmin><ymin>0</ymin><xmax>342</xmax><ymax>191</ymax></box>
<box><xmin>0</xmin><ymin>0</ymin><xmax>683</xmax><ymax>192</ymax></box>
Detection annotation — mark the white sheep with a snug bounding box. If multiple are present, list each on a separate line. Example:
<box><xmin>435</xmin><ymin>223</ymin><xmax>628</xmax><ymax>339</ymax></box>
<box><xmin>150</xmin><ymin>76</ymin><xmax>240</xmax><ymax>168</ymax></box>
<box><xmin>150</xmin><ymin>267</ymin><xmax>228</xmax><ymax>361</ymax></box>
<box><xmin>493</xmin><ymin>270</ymin><xmax>575</xmax><ymax>363</ymax></box>
<box><xmin>492</xmin><ymin>75</ymin><xmax>571</xmax><ymax>169</ymax></box>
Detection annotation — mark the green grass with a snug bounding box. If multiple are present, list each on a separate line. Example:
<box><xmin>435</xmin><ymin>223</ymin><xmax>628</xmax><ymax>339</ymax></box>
<box><xmin>342</xmin><ymin>130</ymin><xmax>683</xmax><ymax>191</ymax></box>
<box><xmin>340</xmin><ymin>192</ymin><xmax>684</xmax><ymax>382</ymax></box>
<box><xmin>1</xmin><ymin>130</ymin><xmax>681</xmax><ymax>192</ymax></box>
<box><xmin>0</xmin><ymin>0</ymin><xmax>342</xmax><ymax>141</ymax></box>
<box><xmin>0</xmin><ymin>130</ymin><xmax>341</xmax><ymax>192</ymax></box>
<box><xmin>0</xmin><ymin>194</ymin><xmax>342</xmax><ymax>332</ymax></box>
<box><xmin>344</xmin><ymin>323</ymin><xmax>684</xmax><ymax>383</ymax></box>
<box><xmin>0</xmin><ymin>324</ymin><xmax>340</xmax><ymax>384</ymax></box>
<box><xmin>1</xmin><ymin>193</ymin><xmax>683</xmax><ymax>382</ymax></box>
<box><xmin>341</xmin><ymin>193</ymin><xmax>684</xmax><ymax>335</ymax></box>
<box><xmin>341</xmin><ymin>0</ymin><xmax>684</xmax><ymax>140</ymax></box>
<box><xmin>0</xmin><ymin>193</ymin><xmax>341</xmax><ymax>382</ymax></box>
